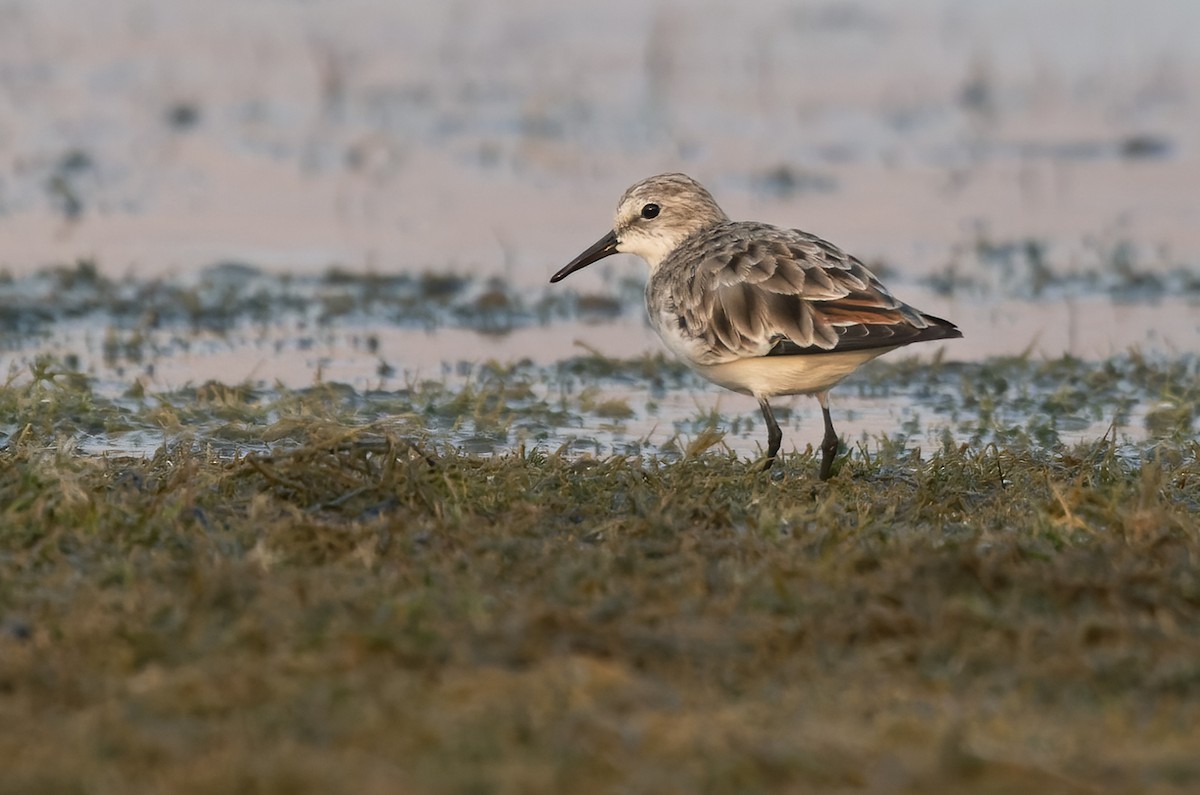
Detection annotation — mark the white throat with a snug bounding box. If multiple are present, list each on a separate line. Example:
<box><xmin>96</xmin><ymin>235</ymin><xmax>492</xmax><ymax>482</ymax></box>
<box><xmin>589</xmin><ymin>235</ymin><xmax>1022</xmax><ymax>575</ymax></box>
<box><xmin>618</xmin><ymin>234</ymin><xmax>683</xmax><ymax>271</ymax></box>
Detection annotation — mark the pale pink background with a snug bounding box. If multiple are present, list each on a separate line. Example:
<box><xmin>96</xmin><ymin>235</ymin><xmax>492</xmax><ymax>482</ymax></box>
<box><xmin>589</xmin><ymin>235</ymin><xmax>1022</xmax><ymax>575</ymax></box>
<box><xmin>1</xmin><ymin>0</ymin><xmax>1196</xmax><ymax>364</ymax></box>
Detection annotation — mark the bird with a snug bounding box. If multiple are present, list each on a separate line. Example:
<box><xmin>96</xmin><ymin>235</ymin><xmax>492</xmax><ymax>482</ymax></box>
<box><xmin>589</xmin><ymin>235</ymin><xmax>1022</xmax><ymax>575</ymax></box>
<box><xmin>550</xmin><ymin>172</ymin><xmax>961</xmax><ymax>480</ymax></box>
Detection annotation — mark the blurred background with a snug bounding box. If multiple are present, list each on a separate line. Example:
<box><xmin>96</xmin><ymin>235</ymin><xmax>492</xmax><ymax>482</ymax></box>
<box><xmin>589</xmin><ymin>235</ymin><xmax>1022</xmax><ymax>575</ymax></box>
<box><xmin>0</xmin><ymin>0</ymin><xmax>1197</xmax><ymax>393</ymax></box>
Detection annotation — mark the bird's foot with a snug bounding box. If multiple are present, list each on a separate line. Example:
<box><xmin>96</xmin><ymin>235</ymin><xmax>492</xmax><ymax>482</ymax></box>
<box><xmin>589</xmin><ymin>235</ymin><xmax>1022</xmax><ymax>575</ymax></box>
<box><xmin>818</xmin><ymin>443</ymin><xmax>840</xmax><ymax>481</ymax></box>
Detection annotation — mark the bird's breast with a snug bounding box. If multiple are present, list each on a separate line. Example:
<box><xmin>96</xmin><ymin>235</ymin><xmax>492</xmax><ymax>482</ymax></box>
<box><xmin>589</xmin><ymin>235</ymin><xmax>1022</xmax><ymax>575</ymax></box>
<box><xmin>693</xmin><ymin>348</ymin><xmax>896</xmax><ymax>399</ymax></box>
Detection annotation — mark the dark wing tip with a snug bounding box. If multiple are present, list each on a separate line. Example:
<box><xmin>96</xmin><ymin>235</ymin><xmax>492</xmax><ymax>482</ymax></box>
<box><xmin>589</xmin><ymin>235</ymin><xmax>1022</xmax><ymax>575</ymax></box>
<box><xmin>767</xmin><ymin>312</ymin><xmax>963</xmax><ymax>357</ymax></box>
<box><xmin>917</xmin><ymin>313</ymin><xmax>964</xmax><ymax>341</ymax></box>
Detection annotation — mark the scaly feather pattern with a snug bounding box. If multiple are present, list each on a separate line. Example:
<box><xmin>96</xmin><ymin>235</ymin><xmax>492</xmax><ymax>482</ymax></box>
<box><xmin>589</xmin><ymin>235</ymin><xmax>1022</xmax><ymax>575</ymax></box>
<box><xmin>647</xmin><ymin>221</ymin><xmax>958</xmax><ymax>366</ymax></box>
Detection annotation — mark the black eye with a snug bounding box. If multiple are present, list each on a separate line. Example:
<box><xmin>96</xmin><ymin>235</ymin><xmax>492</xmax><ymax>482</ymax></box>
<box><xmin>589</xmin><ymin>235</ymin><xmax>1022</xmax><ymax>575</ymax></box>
<box><xmin>640</xmin><ymin>203</ymin><xmax>660</xmax><ymax>219</ymax></box>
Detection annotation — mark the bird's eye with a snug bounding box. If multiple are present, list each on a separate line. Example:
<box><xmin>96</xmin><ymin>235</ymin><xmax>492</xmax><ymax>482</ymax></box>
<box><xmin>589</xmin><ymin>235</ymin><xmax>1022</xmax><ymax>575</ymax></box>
<box><xmin>640</xmin><ymin>203</ymin><xmax>660</xmax><ymax>219</ymax></box>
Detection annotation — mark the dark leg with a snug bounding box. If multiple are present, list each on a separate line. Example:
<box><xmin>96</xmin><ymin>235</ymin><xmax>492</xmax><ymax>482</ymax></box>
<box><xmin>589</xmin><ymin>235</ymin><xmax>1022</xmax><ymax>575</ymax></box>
<box><xmin>817</xmin><ymin>391</ymin><xmax>838</xmax><ymax>481</ymax></box>
<box><xmin>758</xmin><ymin>397</ymin><xmax>782</xmax><ymax>471</ymax></box>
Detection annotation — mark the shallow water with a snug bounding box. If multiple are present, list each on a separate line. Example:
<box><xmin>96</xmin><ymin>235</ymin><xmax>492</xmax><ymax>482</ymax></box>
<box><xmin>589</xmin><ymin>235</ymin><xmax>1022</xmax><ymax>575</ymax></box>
<box><xmin>1</xmin><ymin>0</ymin><xmax>1197</xmax><ymax>455</ymax></box>
<box><xmin>2</xmin><ymin>0</ymin><xmax>1197</xmax><ymax>276</ymax></box>
<box><xmin>2</xmin><ymin>267</ymin><xmax>1194</xmax><ymax>460</ymax></box>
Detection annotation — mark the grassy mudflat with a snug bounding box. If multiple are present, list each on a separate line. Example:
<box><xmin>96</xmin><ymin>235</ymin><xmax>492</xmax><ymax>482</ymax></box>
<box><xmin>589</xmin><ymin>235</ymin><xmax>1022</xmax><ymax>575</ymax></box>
<box><xmin>2</xmin><ymin>357</ymin><xmax>1200</xmax><ymax>794</ymax></box>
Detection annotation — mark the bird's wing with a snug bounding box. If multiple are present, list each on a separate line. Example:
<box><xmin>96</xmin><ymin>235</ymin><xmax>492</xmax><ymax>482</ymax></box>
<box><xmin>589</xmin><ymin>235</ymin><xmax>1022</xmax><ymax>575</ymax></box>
<box><xmin>668</xmin><ymin>223</ymin><xmax>955</xmax><ymax>363</ymax></box>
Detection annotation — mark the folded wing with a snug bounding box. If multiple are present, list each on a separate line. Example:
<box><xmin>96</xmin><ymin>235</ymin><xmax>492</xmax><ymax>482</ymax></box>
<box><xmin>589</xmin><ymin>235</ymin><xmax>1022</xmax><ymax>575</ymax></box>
<box><xmin>669</xmin><ymin>223</ymin><xmax>961</xmax><ymax>363</ymax></box>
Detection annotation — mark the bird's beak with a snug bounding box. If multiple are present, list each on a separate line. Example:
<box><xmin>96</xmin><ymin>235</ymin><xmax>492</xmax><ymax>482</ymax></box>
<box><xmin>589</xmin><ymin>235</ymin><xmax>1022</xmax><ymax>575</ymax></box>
<box><xmin>550</xmin><ymin>230</ymin><xmax>619</xmax><ymax>283</ymax></box>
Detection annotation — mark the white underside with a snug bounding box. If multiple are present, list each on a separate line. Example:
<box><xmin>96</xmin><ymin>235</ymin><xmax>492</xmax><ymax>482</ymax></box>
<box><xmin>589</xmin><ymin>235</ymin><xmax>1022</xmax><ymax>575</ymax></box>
<box><xmin>692</xmin><ymin>348</ymin><xmax>896</xmax><ymax>399</ymax></box>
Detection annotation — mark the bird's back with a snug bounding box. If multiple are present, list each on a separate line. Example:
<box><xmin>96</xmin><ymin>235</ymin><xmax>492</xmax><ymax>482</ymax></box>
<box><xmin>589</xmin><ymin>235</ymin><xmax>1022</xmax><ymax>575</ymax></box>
<box><xmin>647</xmin><ymin>220</ymin><xmax>960</xmax><ymax>367</ymax></box>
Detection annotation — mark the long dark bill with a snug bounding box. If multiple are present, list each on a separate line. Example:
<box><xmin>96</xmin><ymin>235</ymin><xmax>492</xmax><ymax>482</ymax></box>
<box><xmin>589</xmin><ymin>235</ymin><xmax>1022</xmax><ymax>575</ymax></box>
<box><xmin>550</xmin><ymin>230</ymin><xmax>620</xmax><ymax>283</ymax></box>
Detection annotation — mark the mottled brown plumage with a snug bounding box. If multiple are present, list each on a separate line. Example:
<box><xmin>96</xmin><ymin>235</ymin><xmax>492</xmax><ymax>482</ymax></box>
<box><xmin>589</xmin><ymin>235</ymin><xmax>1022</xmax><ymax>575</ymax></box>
<box><xmin>551</xmin><ymin>173</ymin><xmax>961</xmax><ymax>479</ymax></box>
<box><xmin>650</xmin><ymin>221</ymin><xmax>959</xmax><ymax>365</ymax></box>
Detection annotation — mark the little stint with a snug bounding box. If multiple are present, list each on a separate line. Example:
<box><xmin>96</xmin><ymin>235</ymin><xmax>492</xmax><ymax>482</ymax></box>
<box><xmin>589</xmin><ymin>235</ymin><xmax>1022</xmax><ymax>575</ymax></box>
<box><xmin>551</xmin><ymin>172</ymin><xmax>961</xmax><ymax>480</ymax></box>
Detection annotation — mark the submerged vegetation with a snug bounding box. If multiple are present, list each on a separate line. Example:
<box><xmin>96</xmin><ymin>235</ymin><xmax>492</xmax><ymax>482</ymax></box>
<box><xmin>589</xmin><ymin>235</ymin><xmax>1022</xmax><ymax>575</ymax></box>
<box><xmin>1</xmin><ymin>349</ymin><xmax>1199</xmax><ymax>793</ymax></box>
<box><xmin>923</xmin><ymin>231</ymin><xmax>1200</xmax><ymax>301</ymax></box>
<box><xmin>4</xmin><ymin>347</ymin><xmax>1198</xmax><ymax>460</ymax></box>
<box><xmin>1</xmin><ymin>247</ymin><xmax>1198</xmax><ymax>344</ymax></box>
<box><xmin>0</xmin><ymin>260</ymin><xmax>639</xmax><ymax>338</ymax></box>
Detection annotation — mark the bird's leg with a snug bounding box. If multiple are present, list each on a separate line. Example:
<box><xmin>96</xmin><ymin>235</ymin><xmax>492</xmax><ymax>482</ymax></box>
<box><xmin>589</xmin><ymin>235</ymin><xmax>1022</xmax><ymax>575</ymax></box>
<box><xmin>816</xmin><ymin>391</ymin><xmax>839</xmax><ymax>481</ymax></box>
<box><xmin>757</xmin><ymin>397</ymin><xmax>782</xmax><ymax>471</ymax></box>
